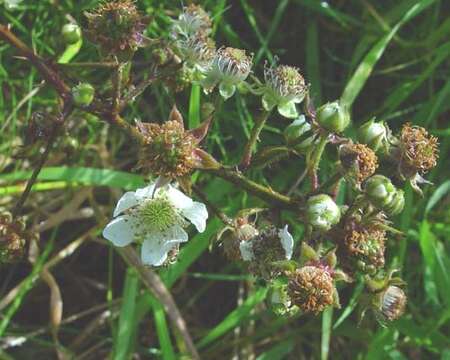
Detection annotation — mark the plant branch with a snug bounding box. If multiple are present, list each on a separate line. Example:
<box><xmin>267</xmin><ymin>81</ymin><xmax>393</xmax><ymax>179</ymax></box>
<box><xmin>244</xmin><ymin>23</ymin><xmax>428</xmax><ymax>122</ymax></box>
<box><xmin>240</xmin><ymin>109</ymin><xmax>271</xmax><ymax>169</ymax></box>
<box><xmin>204</xmin><ymin>167</ymin><xmax>301</xmax><ymax>210</ymax></box>
<box><xmin>118</xmin><ymin>246</ymin><xmax>200</xmax><ymax>360</ymax></box>
<box><xmin>0</xmin><ymin>24</ymin><xmax>71</xmax><ymax>99</ymax></box>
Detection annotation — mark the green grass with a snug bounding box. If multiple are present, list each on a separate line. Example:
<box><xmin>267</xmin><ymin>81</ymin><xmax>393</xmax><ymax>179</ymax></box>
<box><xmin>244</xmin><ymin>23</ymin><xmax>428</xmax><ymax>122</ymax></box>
<box><xmin>1</xmin><ymin>0</ymin><xmax>449</xmax><ymax>359</ymax></box>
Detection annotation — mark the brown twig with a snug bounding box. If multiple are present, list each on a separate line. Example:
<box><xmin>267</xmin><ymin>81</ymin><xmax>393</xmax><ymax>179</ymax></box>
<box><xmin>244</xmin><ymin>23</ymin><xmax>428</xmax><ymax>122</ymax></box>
<box><xmin>118</xmin><ymin>246</ymin><xmax>201</xmax><ymax>360</ymax></box>
<box><xmin>0</xmin><ymin>24</ymin><xmax>71</xmax><ymax>99</ymax></box>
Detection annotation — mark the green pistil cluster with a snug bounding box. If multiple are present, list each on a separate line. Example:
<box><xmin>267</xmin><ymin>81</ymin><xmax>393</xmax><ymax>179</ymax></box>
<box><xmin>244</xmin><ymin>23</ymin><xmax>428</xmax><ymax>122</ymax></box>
<box><xmin>137</xmin><ymin>197</ymin><xmax>182</xmax><ymax>233</ymax></box>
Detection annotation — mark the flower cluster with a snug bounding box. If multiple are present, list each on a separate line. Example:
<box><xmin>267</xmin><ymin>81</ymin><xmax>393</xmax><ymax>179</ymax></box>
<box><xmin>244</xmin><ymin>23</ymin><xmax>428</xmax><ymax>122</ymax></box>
<box><xmin>3</xmin><ymin>2</ymin><xmax>440</xmax><ymax>332</ymax></box>
<box><xmin>90</xmin><ymin>4</ymin><xmax>440</xmax><ymax>324</ymax></box>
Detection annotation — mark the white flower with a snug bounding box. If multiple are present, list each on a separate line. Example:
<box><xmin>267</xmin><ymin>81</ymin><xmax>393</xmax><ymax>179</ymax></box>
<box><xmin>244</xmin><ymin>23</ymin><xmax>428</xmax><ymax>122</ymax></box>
<box><xmin>103</xmin><ymin>182</ymin><xmax>208</xmax><ymax>266</ymax></box>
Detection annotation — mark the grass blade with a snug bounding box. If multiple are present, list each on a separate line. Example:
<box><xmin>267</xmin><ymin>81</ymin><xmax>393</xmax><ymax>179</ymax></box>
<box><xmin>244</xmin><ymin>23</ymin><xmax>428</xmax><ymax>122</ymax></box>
<box><xmin>114</xmin><ymin>267</ymin><xmax>139</xmax><ymax>360</ymax></box>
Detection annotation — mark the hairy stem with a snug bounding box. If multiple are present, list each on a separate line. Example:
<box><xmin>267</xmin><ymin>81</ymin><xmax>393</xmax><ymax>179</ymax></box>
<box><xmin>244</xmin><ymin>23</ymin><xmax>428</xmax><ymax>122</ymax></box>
<box><xmin>205</xmin><ymin>167</ymin><xmax>300</xmax><ymax>210</ymax></box>
<box><xmin>240</xmin><ymin>110</ymin><xmax>271</xmax><ymax>169</ymax></box>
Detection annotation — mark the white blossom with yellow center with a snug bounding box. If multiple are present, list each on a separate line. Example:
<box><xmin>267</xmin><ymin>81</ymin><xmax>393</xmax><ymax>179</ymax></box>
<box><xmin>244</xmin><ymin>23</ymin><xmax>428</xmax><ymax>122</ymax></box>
<box><xmin>103</xmin><ymin>183</ymin><xmax>208</xmax><ymax>266</ymax></box>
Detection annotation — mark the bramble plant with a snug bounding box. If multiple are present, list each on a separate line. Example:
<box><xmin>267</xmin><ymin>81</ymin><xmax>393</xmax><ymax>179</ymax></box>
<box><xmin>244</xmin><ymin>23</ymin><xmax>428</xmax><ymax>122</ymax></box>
<box><xmin>0</xmin><ymin>1</ymin><xmax>445</xmax><ymax>359</ymax></box>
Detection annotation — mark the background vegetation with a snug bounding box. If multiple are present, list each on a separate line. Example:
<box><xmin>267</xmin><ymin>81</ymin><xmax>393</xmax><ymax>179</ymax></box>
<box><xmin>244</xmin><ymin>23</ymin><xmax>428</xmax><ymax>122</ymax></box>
<box><xmin>0</xmin><ymin>0</ymin><xmax>449</xmax><ymax>359</ymax></box>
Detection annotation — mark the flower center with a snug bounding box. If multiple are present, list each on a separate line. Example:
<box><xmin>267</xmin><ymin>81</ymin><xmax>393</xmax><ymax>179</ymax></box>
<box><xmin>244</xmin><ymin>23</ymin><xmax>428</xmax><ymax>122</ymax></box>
<box><xmin>137</xmin><ymin>197</ymin><xmax>180</xmax><ymax>233</ymax></box>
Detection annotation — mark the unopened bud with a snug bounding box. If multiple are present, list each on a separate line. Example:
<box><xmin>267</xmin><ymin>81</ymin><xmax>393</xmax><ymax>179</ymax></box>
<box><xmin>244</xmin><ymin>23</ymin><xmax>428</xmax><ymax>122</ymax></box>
<box><xmin>61</xmin><ymin>23</ymin><xmax>82</xmax><ymax>45</ymax></box>
<box><xmin>283</xmin><ymin>115</ymin><xmax>311</xmax><ymax>144</ymax></box>
<box><xmin>72</xmin><ymin>83</ymin><xmax>95</xmax><ymax>106</ymax></box>
<box><xmin>364</xmin><ymin>175</ymin><xmax>404</xmax><ymax>215</ymax></box>
<box><xmin>316</xmin><ymin>101</ymin><xmax>350</xmax><ymax>133</ymax></box>
<box><xmin>306</xmin><ymin>194</ymin><xmax>341</xmax><ymax>231</ymax></box>
<box><xmin>357</xmin><ymin>119</ymin><xmax>389</xmax><ymax>152</ymax></box>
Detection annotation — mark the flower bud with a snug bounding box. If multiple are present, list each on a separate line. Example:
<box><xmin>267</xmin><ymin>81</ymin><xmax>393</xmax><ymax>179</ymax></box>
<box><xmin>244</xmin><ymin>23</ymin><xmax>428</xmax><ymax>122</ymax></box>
<box><xmin>72</xmin><ymin>83</ymin><xmax>95</xmax><ymax>106</ymax></box>
<box><xmin>357</xmin><ymin>119</ymin><xmax>389</xmax><ymax>152</ymax></box>
<box><xmin>61</xmin><ymin>23</ymin><xmax>82</xmax><ymax>45</ymax></box>
<box><xmin>364</xmin><ymin>175</ymin><xmax>404</xmax><ymax>215</ymax></box>
<box><xmin>379</xmin><ymin>285</ymin><xmax>406</xmax><ymax>322</ymax></box>
<box><xmin>287</xmin><ymin>265</ymin><xmax>335</xmax><ymax>314</ymax></box>
<box><xmin>316</xmin><ymin>101</ymin><xmax>350</xmax><ymax>133</ymax></box>
<box><xmin>283</xmin><ymin>115</ymin><xmax>311</xmax><ymax>144</ymax></box>
<box><xmin>384</xmin><ymin>189</ymin><xmax>405</xmax><ymax>216</ymax></box>
<box><xmin>306</xmin><ymin>194</ymin><xmax>341</xmax><ymax>231</ymax></box>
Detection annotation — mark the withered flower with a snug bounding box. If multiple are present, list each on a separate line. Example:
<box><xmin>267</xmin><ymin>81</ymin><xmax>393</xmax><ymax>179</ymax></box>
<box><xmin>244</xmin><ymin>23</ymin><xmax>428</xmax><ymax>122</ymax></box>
<box><xmin>338</xmin><ymin>216</ymin><xmax>386</xmax><ymax>275</ymax></box>
<box><xmin>221</xmin><ymin>216</ymin><xmax>259</xmax><ymax>261</ymax></box>
<box><xmin>136</xmin><ymin>105</ymin><xmax>219</xmax><ymax>179</ymax></box>
<box><xmin>395</xmin><ymin>123</ymin><xmax>439</xmax><ymax>194</ymax></box>
<box><xmin>339</xmin><ymin>142</ymin><xmax>378</xmax><ymax>187</ymax></box>
<box><xmin>0</xmin><ymin>212</ymin><xmax>35</xmax><ymax>263</ymax></box>
<box><xmin>240</xmin><ymin>225</ymin><xmax>294</xmax><ymax>280</ymax></box>
<box><xmin>85</xmin><ymin>0</ymin><xmax>147</xmax><ymax>58</ymax></box>
<box><xmin>287</xmin><ymin>264</ymin><xmax>335</xmax><ymax>314</ymax></box>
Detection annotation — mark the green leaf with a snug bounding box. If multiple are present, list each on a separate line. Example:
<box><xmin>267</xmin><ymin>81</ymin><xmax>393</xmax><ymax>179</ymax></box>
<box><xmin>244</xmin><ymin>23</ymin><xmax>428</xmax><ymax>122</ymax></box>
<box><xmin>0</xmin><ymin>167</ymin><xmax>145</xmax><ymax>190</ymax></box>
<box><xmin>151</xmin><ymin>298</ymin><xmax>176</xmax><ymax>360</ymax></box>
<box><xmin>340</xmin><ymin>1</ymin><xmax>437</xmax><ymax>108</ymax></box>
<box><xmin>197</xmin><ymin>287</ymin><xmax>268</xmax><ymax>348</ymax></box>
<box><xmin>188</xmin><ymin>84</ymin><xmax>201</xmax><ymax>129</ymax></box>
<box><xmin>321</xmin><ymin>307</ymin><xmax>333</xmax><ymax>360</ymax></box>
<box><xmin>425</xmin><ymin>180</ymin><xmax>450</xmax><ymax>215</ymax></box>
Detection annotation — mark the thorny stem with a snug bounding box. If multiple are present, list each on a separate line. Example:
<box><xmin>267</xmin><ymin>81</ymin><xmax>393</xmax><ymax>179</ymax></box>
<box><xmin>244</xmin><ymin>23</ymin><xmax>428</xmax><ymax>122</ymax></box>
<box><xmin>0</xmin><ymin>24</ymin><xmax>71</xmax><ymax>99</ymax></box>
<box><xmin>118</xmin><ymin>246</ymin><xmax>200</xmax><ymax>360</ymax></box>
<box><xmin>204</xmin><ymin>166</ymin><xmax>300</xmax><ymax>210</ymax></box>
<box><xmin>12</xmin><ymin>104</ymin><xmax>73</xmax><ymax>216</ymax></box>
<box><xmin>308</xmin><ymin>135</ymin><xmax>328</xmax><ymax>191</ymax></box>
<box><xmin>240</xmin><ymin>109</ymin><xmax>271</xmax><ymax>169</ymax></box>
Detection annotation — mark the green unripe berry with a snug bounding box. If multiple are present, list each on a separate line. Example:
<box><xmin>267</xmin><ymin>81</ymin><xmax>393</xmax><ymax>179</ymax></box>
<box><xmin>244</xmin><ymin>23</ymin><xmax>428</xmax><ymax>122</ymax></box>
<box><xmin>316</xmin><ymin>101</ymin><xmax>350</xmax><ymax>133</ymax></box>
<box><xmin>357</xmin><ymin>119</ymin><xmax>389</xmax><ymax>151</ymax></box>
<box><xmin>72</xmin><ymin>83</ymin><xmax>95</xmax><ymax>106</ymax></box>
<box><xmin>306</xmin><ymin>194</ymin><xmax>341</xmax><ymax>231</ymax></box>
<box><xmin>62</xmin><ymin>23</ymin><xmax>82</xmax><ymax>45</ymax></box>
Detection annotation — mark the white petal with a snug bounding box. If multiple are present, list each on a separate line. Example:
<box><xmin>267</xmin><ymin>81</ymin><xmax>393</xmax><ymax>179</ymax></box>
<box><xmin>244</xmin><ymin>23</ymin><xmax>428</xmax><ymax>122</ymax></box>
<box><xmin>278</xmin><ymin>225</ymin><xmax>294</xmax><ymax>260</ymax></box>
<box><xmin>166</xmin><ymin>185</ymin><xmax>193</xmax><ymax>209</ymax></box>
<box><xmin>135</xmin><ymin>183</ymin><xmax>156</xmax><ymax>201</ymax></box>
<box><xmin>113</xmin><ymin>192</ymin><xmax>139</xmax><ymax>217</ymax></box>
<box><xmin>239</xmin><ymin>240</ymin><xmax>254</xmax><ymax>261</ymax></box>
<box><xmin>140</xmin><ymin>225</ymin><xmax>188</xmax><ymax>266</ymax></box>
<box><xmin>181</xmin><ymin>201</ymin><xmax>208</xmax><ymax>233</ymax></box>
<box><xmin>102</xmin><ymin>215</ymin><xmax>136</xmax><ymax>247</ymax></box>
